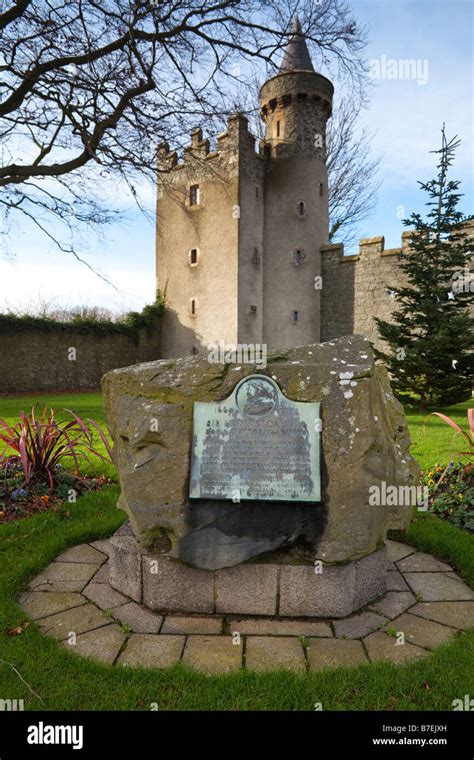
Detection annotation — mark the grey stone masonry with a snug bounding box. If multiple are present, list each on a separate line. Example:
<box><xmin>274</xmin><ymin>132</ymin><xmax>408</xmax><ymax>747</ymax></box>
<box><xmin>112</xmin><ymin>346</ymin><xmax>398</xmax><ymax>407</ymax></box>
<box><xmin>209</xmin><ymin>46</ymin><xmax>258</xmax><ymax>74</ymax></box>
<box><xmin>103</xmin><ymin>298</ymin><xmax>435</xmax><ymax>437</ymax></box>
<box><xmin>21</xmin><ymin>539</ymin><xmax>473</xmax><ymax>674</ymax></box>
<box><xmin>109</xmin><ymin>532</ymin><xmax>387</xmax><ymax>618</ymax></box>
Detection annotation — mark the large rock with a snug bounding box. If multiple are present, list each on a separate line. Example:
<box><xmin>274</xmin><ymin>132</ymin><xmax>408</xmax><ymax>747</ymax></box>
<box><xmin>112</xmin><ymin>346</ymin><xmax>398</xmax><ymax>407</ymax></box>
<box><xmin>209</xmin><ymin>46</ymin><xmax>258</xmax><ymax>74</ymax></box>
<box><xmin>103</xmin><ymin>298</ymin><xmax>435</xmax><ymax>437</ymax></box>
<box><xmin>102</xmin><ymin>335</ymin><xmax>418</xmax><ymax>569</ymax></box>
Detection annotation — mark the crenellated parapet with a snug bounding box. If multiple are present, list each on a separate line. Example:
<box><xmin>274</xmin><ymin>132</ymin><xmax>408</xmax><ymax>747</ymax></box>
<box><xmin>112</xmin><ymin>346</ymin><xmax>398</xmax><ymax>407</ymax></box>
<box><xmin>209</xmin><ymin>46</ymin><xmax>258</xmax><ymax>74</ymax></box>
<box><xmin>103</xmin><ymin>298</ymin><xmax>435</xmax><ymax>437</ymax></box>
<box><xmin>157</xmin><ymin>113</ymin><xmax>262</xmax><ymax>185</ymax></box>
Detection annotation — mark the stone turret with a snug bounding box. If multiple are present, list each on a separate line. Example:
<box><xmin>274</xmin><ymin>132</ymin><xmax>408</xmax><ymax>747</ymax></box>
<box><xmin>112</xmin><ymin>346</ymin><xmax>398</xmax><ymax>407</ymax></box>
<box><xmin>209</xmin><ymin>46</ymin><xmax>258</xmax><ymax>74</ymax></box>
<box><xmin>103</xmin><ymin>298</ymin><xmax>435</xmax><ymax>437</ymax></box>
<box><xmin>259</xmin><ymin>18</ymin><xmax>334</xmax><ymax>348</ymax></box>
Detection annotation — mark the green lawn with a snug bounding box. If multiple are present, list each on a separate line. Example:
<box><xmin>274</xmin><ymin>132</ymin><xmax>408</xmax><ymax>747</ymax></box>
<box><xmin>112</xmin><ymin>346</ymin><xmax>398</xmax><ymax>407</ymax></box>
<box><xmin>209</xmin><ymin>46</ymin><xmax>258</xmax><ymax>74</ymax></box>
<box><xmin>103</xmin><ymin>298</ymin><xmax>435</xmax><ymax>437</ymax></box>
<box><xmin>0</xmin><ymin>391</ymin><xmax>472</xmax><ymax>711</ymax></box>
<box><xmin>404</xmin><ymin>399</ymin><xmax>472</xmax><ymax>471</ymax></box>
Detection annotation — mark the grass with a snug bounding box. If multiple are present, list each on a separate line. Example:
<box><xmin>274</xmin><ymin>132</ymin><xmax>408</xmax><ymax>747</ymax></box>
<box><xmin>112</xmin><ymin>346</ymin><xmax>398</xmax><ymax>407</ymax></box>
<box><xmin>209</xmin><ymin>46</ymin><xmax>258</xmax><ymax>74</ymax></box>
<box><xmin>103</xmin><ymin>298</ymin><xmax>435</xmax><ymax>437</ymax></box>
<box><xmin>404</xmin><ymin>399</ymin><xmax>471</xmax><ymax>471</ymax></box>
<box><xmin>0</xmin><ymin>391</ymin><xmax>472</xmax><ymax>710</ymax></box>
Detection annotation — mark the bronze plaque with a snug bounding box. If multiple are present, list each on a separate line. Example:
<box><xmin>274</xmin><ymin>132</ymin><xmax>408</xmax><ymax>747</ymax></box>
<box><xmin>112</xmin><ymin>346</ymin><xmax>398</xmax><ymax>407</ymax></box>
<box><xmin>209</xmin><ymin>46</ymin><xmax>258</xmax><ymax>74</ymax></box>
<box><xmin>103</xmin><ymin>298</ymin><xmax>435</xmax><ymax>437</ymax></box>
<box><xmin>189</xmin><ymin>375</ymin><xmax>321</xmax><ymax>502</ymax></box>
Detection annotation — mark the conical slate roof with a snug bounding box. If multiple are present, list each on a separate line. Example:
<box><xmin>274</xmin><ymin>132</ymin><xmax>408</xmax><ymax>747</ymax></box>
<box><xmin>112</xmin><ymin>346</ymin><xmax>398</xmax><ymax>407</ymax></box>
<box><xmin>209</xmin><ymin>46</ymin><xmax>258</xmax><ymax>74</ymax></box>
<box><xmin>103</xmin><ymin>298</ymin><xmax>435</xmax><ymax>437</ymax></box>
<box><xmin>279</xmin><ymin>17</ymin><xmax>315</xmax><ymax>73</ymax></box>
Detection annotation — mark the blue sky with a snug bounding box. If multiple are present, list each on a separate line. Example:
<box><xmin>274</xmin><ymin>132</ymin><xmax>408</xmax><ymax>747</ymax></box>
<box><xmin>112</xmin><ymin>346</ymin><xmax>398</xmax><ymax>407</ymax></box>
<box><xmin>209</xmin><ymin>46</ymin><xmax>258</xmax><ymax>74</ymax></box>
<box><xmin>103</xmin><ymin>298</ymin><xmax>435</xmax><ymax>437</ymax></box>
<box><xmin>0</xmin><ymin>0</ymin><xmax>472</xmax><ymax>314</ymax></box>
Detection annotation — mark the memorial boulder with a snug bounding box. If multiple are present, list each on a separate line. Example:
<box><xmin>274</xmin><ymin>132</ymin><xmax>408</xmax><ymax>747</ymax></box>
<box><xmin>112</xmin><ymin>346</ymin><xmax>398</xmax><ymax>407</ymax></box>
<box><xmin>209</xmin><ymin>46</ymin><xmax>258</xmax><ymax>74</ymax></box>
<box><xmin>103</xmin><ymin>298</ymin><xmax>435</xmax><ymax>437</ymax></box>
<box><xmin>102</xmin><ymin>335</ymin><xmax>419</xmax><ymax>617</ymax></box>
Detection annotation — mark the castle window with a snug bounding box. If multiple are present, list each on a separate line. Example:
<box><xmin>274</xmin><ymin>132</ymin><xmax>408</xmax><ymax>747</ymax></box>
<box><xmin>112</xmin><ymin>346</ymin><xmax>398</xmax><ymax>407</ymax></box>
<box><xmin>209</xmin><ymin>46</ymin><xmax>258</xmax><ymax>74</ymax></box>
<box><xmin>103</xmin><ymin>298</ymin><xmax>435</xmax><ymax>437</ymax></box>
<box><xmin>297</xmin><ymin>92</ymin><xmax>307</xmax><ymax>102</ymax></box>
<box><xmin>282</xmin><ymin>94</ymin><xmax>292</xmax><ymax>107</ymax></box>
<box><xmin>255</xmin><ymin>185</ymin><xmax>259</xmax><ymax>198</ymax></box>
<box><xmin>188</xmin><ymin>248</ymin><xmax>199</xmax><ymax>266</ymax></box>
<box><xmin>191</xmin><ymin>346</ymin><xmax>199</xmax><ymax>355</ymax></box>
<box><xmin>269</xmin><ymin>98</ymin><xmax>277</xmax><ymax>111</ymax></box>
<box><xmin>297</xmin><ymin>201</ymin><xmax>306</xmax><ymax>217</ymax></box>
<box><xmin>292</xmin><ymin>248</ymin><xmax>306</xmax><ymax>266</ymax></box>
<box><xmin>250</xmin><ymin>305</ymin><xmax>257</xmax><ymax>315</ymax></box>
<box><xmin>252</xmin><ymin>247</ymin><xmax>260</xmax><ymax>267</ymax></box>
<box><xmin>292</xmin><ymin>310</ymin><xmax>300</xmax><ymax>323</ymax></box>
<box><xmin>276</xmin><ymin>120</ymin><xmax>281</xmax><ymax>138</ymax></box>
<box><xmin>190</xmin><ymin>297</ymin><xmax>198</xmax><ymax>316</ymax></box>
<box><xmin>319</xmin><ymin>182</ymin><xmax>324</xmax><ymax>196</ymax></box>
<box><xmin>189</xmin><ymin>184</ymin><xmax>200</xmax><ymax>206</ymax></box>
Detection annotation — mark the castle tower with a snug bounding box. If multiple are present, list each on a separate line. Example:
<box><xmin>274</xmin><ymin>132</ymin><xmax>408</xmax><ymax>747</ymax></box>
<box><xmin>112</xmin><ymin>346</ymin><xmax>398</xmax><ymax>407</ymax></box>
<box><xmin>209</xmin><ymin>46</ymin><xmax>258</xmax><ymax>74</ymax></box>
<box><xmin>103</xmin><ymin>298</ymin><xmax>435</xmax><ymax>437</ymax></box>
<box><xmin>156</xmin><ymin>19</ymin><xmax>333</xmax><ymax>357</ymax></box>
<box><xmin>259</xmin><ymin>17</ymin><xmax>333</xmax><ymax>348</ymax></box>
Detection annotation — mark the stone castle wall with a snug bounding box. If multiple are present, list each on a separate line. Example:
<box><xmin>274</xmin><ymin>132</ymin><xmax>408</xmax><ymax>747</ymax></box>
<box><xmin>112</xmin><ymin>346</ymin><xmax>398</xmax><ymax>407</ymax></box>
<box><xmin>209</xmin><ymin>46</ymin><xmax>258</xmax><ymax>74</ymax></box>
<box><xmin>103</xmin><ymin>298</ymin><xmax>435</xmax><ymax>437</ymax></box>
<box><xmin>321</xmin><ymin>225</ymin><xmax>474</xmax><ymax>349</ymax></box>
<box><xmin>0</xmin><ymin>320</ymin><xmax>161</xmax><ymax>394</ymax></box>
<box><xmin>321</xmin><ymin>233</ymin><xmax>411</xmax><ymax>349</ymax></box>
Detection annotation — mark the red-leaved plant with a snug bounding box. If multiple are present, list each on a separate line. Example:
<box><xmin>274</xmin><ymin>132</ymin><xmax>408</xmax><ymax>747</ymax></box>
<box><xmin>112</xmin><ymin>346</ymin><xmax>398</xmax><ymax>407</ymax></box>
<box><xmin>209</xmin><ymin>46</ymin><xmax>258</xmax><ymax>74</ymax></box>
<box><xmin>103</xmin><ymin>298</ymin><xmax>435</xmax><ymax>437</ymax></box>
<box><xmin>431</xmin><ymin>408</ymin><xmax>474</xmax><ymax>459</ymax></box>
<box><xmin>0</xmin><ymin>406</ymin><xmax>113</xmax><ymax>493</ymax></box>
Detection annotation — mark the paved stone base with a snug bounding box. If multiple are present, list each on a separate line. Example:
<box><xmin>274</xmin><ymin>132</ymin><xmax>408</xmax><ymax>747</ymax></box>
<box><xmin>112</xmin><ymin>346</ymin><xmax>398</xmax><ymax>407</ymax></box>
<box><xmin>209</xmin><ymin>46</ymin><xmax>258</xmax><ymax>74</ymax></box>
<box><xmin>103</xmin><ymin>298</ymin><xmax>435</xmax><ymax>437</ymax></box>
<box><xmin>19</xmin><ymin>539</ymin><xmax>474</xmax><ymax>674</ymax></box>
<box><xmin>108</xmin><ymin>525</ymin><xmax>388</xmax><ymax>618</ymax></box>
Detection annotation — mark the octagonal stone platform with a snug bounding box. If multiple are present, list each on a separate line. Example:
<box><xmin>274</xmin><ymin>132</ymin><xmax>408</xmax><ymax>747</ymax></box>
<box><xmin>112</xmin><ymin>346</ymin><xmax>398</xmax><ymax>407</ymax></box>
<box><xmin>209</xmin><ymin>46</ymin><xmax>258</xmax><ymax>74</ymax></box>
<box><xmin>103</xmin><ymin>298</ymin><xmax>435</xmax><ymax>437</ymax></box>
<box><xmin>19</xmin><ymin>538</ymin><xmax>474</xmax><ymax>674</ymax></box>
<box><xmin>107</xmin><ymin>523</ymin><xmax>388</xmax><ymax>619</ymax></box>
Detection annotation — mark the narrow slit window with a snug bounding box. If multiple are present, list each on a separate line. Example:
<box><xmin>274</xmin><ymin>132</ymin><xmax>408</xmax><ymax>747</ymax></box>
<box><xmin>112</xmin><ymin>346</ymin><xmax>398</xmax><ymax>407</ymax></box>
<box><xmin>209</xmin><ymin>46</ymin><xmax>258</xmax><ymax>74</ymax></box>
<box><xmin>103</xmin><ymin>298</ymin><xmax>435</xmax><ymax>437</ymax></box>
<box><xmin>298</xmin><ymin>201</ymin><xmax>305</xmax><ymax>217</ymax></box>
<box><xmin>189</xmin><ymin>184</ymin><xmax>200</xmax><ymax>206</ymax></box>
<box><xmin>276</xmin><ymin>120</ymin><xmax>281</xmax><ymax>138</ymax></box>
<box><xmin>190</xmin><ymin>298</ymin><xmax>197</xmax><ymax>316</ymax></box>
<box><xmin>292</xmin><ymin>310</ymin><xmax>300</xmax><ymax>323</ymax></box>
<box><xmin>189</xmin><ymin>248</ymin><xmax>198</xmax><ymax>265</ymax></box>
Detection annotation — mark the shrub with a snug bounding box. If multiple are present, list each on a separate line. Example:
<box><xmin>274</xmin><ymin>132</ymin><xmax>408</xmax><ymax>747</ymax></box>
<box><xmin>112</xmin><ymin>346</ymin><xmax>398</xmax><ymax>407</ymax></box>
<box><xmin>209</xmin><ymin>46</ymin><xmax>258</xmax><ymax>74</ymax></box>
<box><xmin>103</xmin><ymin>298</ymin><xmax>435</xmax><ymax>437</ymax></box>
<box><xmin>0</xmin><ymin>407</ymin><xmax>113</xmax><ymax>518</ymax></box>
<box><xmin>422</xmin><ymin>462</ymin><xmax>474</xmax><ymax>531</ymax></box>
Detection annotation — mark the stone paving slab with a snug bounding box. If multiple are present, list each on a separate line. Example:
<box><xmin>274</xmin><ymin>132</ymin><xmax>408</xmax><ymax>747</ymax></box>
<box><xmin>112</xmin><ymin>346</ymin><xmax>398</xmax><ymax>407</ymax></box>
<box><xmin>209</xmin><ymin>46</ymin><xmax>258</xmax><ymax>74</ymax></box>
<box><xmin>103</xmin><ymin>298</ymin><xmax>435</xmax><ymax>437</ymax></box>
<box><xmin>409</xmin><ymin>602</ymin><xmax>474</xmax><ymax>630</ymax></box>
<box><xmin>62</xmin><ymin>624</ymin><xmax>126</xmax><ymax>665</ymax></box>
<box><xmin>36</xmin><ymin>603</ymin><xmax>111</xmax><ymax>640</ymax></box>
<box><xmin>364</xmin><ymin>632</ymin><xmax>427</xmax><ymax>663</ymax></box>
<box><xmin>370</xmin><ymin>591</ymin><xmax>416</xmax><ymax>619</ymax></box>
<box><xmin>89</xmin><ymin>539</ymin><xmax>113</xmax><ymax>556</ymax></box>
<box><xmin>56</xmin><ymin>545</ymin><xmax>107</xmax><ymax>565</ymax></box>
<box><xmin>182</xmin><ymin>636</ymin><xmax>242</xmax><ymax>674</ymax></box>
<box><xmin>404</xmin><ymin>572</ymin><xmax>474</xmax><ymax>602</ymax></box>
<box><xmin>91</xmin><ymin>563</ymin><xmax>110</xmax><ymax>584</ymax></box>
<box><xmin>307</xmin><ymin>639</ymin><xmax>368</xmax><ymax>670</ymax></box>
<box><xmin>386</xmin><ymin>570</ymin><xmax>410</xmax><ymax>592</ymax></box>
<box><xmin>334</xmin><ymin>611</ymin><xmax>387</xmax><ymax>639</ymax></box>
<box><xmin>29</xmin><ymin>562</ymin><xmax>102</xmax><ymax>593</ymax></box>
<box><xmin>23</xmin><ymin>540</ymin><xmax>474</xmax><ymax>673</ymax></box>
<box><xmin>161</xmin><ymin>615</ymin><xmax>222</xmax><ymax>635</ymax></box>
<box><xmin>113</xmin><ymin>602</ymin><xmax>163</xmax><ymax>633</ymax></box>
<box><xmin>230</xmin><ymin>618</ymin><xmax>332</xmax><ymax>637</ymax></box>
<box><xmin>83</xmin><ymin>582</ymin><xmax>129</xmax><ymax>611</ymax></box>
<box><xmin>245</xmin><ymin>636</ymin><xmax>306</xmax><ymax>673</ymax></box>
<box><xmin>118</xmin><ymin>634</ymin><xmax>184</xmax><ymax>669</ymax></box>
<box><xmin>19</xmin><ymin>591</ymin><xmax>86</xmax><ymax>620</ymax></box>
<box><xmin>385</xmin><ymin>540</ymin><xmax>416</xmax><ymax>563</ymax></box>
<box><xmin>396</xmin><ymin>552</ymin><xmax>452</xmax><ymax>573</ymax></box>
<box><xmin>383</xmin><ymin>613</ymin><xmax>458</xmax><ymax>650</ymax></box>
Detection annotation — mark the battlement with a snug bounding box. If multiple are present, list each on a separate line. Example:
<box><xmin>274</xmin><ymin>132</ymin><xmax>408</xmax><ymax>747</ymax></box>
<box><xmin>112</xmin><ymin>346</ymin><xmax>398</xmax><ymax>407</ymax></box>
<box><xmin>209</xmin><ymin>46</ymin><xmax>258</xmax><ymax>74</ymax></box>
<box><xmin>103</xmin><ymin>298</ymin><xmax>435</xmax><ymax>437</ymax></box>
<box><xmin>157</xmin><ymin>113</ymin><xmax>259</xmax><ymax>175</ymax></box>
<box><xmin>321</xmin><ymin>221</ymin><xmax>474</xmax><ymax>262</ymax></box>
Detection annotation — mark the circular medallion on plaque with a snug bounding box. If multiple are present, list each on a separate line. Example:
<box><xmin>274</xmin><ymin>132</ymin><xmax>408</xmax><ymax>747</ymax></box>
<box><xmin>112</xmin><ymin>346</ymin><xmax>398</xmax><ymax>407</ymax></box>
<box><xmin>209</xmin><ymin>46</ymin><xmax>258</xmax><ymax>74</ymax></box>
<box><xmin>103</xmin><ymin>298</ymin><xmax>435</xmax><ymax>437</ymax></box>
<box><xmin>236</xmin><ymin>376</ymin><xmax>277</xmax><ymax>416</ymax></box>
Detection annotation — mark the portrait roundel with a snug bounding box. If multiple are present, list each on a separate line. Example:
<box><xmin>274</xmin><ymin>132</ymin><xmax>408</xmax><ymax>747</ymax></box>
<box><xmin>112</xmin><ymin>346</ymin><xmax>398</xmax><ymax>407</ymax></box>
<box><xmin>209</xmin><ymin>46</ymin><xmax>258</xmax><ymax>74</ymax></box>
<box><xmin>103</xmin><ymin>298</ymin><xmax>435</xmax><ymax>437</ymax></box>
<box><xmin>236</xmin><ymin>377</ymin><xmax>277</xmax><ymax>416</ymax></box>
